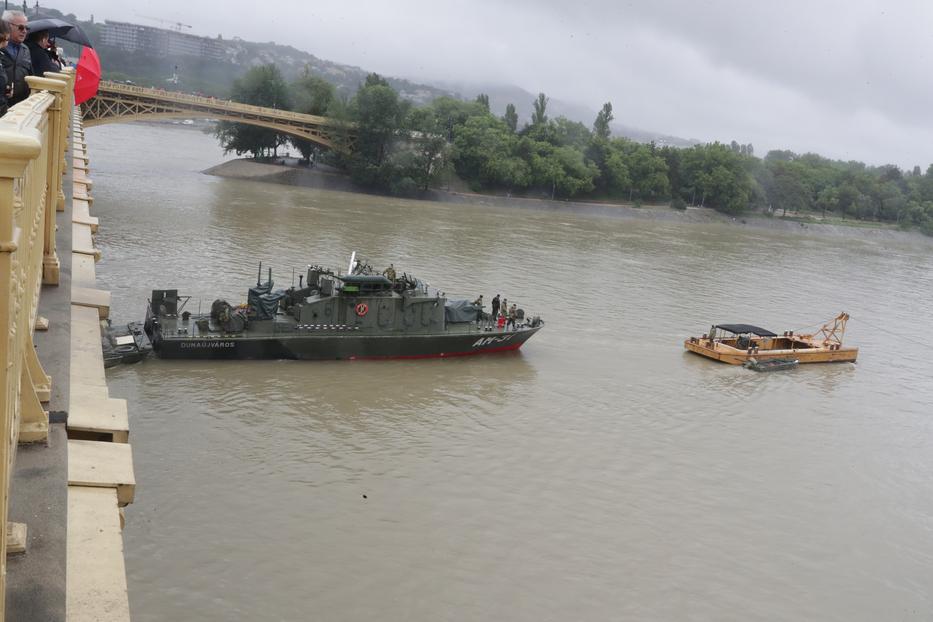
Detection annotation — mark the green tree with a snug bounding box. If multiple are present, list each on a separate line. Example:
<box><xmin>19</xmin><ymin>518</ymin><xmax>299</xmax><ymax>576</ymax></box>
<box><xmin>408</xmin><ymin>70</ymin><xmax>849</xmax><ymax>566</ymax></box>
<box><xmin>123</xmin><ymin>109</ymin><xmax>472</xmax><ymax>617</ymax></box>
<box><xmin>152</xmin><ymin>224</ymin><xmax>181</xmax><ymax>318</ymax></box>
<box><xmin>815</xmin><ymin>186</ymin><xmax>839</xmax><ymax>218</ymax></box>
<box><xmin>603</xmin><ymin>149</ymin><xmax>632</xmax><ymax>196</ymax></box>
<box><xmin>836</xmin><ymin>183</ymin><xmax>860</xmax><ymax>219</ymax></box>
<box><xmin>622</xmin><ymin>142</ymin><xmax>670</xmax><ymax>201</ymax></box>
<box><xmin>531</xmin><ymin>93</ymin><xmax>549</xmax><ymax>126</ymax></box>
<box><xmin>676</xmin><ymin>143</ymin><xmax>751</xmax><ymax>213</ymax></box>
<box><xmin>877</xmin><ymin>180</ymin><xmax>906</xmax><ymax>222</ymax></box>
<box><xmin>765</xmin><ymin>149</ymin><xmax>796</xmax><ymax>162</ymax></box>
<box><xmin>475</xmin><ymin>93</ymin><xmax>490</xmax><ymax>113</ymax></box>
<box><xmin>521</xmin><ymin>139</ymin><xmax>597</xmax><ymax>198</ymax></box>
<box><xmin>213</xmin><ymin>64</ymin><xmax>292</xmax><ymax>159</ymax></box>
<box><xmin>292</xmin><ymin>71</ymin><xmax>335</xmax><ymax>116</ymax></box>
<box><xmin>704</xmin><ymin>165</ymin><xmax>749</xmax><ymax>214</ymax></box>
<box><xmin>383</xmin><ymin>141</ymin><xmax>449</xmax><ymax>195</ymax></box>
<box><xmin>364</xmin><ymin>72</ymin><xmax>389</xmax><ymax>88</ymax></box>
<box><xmin>353</xmin><ymin>84</ymin><xmax>402</xmax><ymax>166</ymax></box>
<box><xmin>343</xmin><ymin>77</ymin><xmax>407</xmax><ymax>189</ymax></box>
<box><xmin>453</xmin><ymin>115</ymin><xmax>527</xmax><ymax>191</ymax></box>
<box><xmin>289</xmin><ymin>70</ymin><xmax>336</xmax><ymax>162</ymax></box>
<box><xmin>550</xmin><ymin>117</ymin><xmax>592</xmax><ymax>150</ymax></box>
<box><xmin>399</xmin><ymin>110</ymin><xmax>451</xmax><ymax>192</ymax></box>
<box><xmin>659</xmin><ymin>146</ymin><xmax>683</xmax><ymax>201</ymax></box>
<box><xmin>503</xmin><ymin>103</ymin><xmax>518</xmax><ymax>133</ymax></box>
<box><xmin>770</xmin><ymin>166</ymin><xmax>810</xmax><ymax>216</ymax></box>
<box><xmin>429</xmin><ymin>96</ymin><xmax>487</xmax><ymax>141</ymax></box>
<box><xmin>593</xmin><ymin>102</ymin><xmax>613</xmax><ymax>140</ymax></box>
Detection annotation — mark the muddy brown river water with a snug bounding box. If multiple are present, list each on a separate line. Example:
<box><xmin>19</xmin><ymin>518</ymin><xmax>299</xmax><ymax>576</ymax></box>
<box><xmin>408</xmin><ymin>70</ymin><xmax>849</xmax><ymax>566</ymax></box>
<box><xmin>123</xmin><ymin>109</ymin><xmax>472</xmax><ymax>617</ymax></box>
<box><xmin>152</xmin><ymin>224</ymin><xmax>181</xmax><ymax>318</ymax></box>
<box><xmin>86</xmin><ymin>123</ymin><xmax>933</xmax><ymax>621</ymax></box>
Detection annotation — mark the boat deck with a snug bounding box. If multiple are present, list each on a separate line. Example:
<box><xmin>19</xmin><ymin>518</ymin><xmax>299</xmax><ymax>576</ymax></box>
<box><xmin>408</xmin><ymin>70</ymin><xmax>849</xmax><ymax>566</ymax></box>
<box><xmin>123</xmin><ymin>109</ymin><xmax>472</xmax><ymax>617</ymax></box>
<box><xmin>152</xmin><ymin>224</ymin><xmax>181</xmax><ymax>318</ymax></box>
<box><xmin>145</xmin><ymin>311</ymin><xmax>543</xmax><ymax>360</ymax></box>
<box><xmin>684</xmin><ymin>335</ymin><xmax>858</xmax><ymax>365</ymax></box>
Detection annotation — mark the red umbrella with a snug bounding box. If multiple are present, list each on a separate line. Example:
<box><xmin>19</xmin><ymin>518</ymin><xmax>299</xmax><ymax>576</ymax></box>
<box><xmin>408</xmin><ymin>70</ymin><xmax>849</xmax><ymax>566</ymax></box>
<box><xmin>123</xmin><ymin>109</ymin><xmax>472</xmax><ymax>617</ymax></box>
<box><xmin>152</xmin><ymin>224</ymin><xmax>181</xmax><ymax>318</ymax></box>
<box><xmin>74</xmin><ymin>47</ymin><xmax>101</xmax><ymax>105</ymax></box>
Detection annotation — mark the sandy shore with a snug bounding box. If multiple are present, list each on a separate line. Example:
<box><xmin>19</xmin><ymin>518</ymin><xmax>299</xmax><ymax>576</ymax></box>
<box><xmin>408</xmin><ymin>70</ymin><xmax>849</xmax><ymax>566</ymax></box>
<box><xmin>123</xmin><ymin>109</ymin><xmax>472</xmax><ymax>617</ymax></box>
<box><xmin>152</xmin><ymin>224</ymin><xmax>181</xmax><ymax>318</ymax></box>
<box><xmin>204</xmin><ymin>159</ymin><xmax>933</xmax><ymax>246</ymax></box>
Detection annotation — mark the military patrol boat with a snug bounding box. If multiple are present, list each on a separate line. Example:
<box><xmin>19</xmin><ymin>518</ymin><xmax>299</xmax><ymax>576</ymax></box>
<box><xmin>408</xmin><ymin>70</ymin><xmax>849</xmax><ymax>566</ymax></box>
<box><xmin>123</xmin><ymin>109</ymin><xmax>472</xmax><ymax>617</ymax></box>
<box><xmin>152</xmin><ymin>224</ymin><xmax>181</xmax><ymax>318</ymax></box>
<box><xmin>143</xmin><ymin>254</ymin><xmax>543</xmax><ymax>360</ymax></box>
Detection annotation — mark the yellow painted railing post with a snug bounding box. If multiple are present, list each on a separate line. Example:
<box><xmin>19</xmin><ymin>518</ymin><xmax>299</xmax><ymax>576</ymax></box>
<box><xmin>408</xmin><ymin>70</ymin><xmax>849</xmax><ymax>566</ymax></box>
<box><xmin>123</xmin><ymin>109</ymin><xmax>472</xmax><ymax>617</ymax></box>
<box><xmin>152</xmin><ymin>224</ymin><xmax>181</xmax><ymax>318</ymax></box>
<box><xmin>0</xmin><ymin>82</ymin><xmax>64</xmax><ymax>618</ymax></box>
<box><xmin>29</xmin><ymin>75</ymin><xmax>68</xmax><ymax>286</ymax></box>
<box><xmin>19</xmin><ymin>360</ymin><xmax>49</xmax><ymax>443</ymax></box>
<box><xmin>0</xmin><ymin>124</ymin><xmax>44</xmax><ymax>622</ymax></box>
<box><xmin>0</xmin><ymin>175</ymin><xmax>17</xmax><ymax>622</ymax></box>
<box><xmin>58</xmin><ymin>68</ymin><xmax>75</xmax><ymax>212</ymax></box>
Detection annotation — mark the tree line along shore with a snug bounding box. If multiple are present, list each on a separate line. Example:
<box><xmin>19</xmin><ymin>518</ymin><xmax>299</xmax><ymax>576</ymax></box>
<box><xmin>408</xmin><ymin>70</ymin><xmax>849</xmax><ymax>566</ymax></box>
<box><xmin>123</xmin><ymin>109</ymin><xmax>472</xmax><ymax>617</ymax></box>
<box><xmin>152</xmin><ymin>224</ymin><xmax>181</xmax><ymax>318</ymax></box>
<box><xmin>212</xmin><ymin>65</ymin><xmax>933</xmax><ymax>238</ymax></box>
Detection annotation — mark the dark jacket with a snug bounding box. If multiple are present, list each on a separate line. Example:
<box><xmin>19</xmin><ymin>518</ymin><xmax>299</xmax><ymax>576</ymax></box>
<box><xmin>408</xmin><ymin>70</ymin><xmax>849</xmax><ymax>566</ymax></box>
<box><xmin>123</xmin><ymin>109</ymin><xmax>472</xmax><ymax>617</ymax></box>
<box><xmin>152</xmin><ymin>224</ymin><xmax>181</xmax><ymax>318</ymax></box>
<box><xmin>25</xmin><ymin>40</ymin><xmax>59</xmax><ymax>77</ymax></box>
<box><xmin>0</xmin><ymin>51</ymin><xmax>9</xmax><ymax>116</ymax></box>
<box><xmin>1</xmin><ymin>42</ymin><xmax>33</xmax><ymax>106</ymax></box>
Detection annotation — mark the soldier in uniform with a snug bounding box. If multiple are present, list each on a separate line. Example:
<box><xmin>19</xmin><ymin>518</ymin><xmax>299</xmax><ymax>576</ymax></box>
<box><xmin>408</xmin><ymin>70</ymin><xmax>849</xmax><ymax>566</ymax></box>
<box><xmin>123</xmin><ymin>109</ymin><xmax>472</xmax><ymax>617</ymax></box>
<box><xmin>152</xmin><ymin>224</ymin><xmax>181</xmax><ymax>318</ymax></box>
<box><xmin>383</xmin><ymin>263</ymin><xmax>397</xmax><ymax>281</ymax></box>
<box><xmin>472</xmin><ymin>295</ymin><xmax>484</xmax><ymax>321</ymax></box>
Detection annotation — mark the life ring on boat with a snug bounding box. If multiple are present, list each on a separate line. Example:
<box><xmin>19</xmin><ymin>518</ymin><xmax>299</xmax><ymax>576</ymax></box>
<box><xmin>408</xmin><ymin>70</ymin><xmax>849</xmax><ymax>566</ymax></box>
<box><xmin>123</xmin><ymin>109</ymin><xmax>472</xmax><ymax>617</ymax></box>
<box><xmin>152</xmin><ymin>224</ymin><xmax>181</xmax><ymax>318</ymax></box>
<box><xmin>355</xmin><ymin>303</ymin><xmax>369</xmax><ymax>317</ymax></box>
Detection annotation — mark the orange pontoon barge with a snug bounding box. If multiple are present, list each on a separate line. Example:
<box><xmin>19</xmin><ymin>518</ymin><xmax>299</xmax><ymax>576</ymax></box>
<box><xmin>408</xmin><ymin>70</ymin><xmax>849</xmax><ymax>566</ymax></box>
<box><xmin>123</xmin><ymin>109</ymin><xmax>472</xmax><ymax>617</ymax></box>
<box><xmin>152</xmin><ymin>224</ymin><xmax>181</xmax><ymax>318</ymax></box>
<box><xmin>684</xmin><ymin>312</ymin><xmax>858</xmax><ymax>365</ymax></box>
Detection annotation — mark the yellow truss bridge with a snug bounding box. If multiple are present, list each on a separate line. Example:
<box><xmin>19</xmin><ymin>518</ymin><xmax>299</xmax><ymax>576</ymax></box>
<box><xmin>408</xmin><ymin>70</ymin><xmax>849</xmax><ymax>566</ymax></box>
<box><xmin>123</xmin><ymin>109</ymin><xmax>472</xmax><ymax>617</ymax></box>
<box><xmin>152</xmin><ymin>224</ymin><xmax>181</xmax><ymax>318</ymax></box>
<box><xmin>81</xmin><ymin>80</ymin><xmax>352</xmax><ymax>150</ymax></box>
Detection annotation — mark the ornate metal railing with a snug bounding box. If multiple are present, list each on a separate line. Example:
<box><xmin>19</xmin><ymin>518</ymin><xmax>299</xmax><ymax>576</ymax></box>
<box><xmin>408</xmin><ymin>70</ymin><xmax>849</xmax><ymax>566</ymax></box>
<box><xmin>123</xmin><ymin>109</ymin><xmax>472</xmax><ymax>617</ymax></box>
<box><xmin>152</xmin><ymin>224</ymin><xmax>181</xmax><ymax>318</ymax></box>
<box><xmin>82</xmin><ymin>80</ymin><xmax>355</xmax><ymax>150</ymax></box>
<box><xmin>0</xmin><ymin>69</ymin><xmax>73</xmax><ymax>619</ymax></box>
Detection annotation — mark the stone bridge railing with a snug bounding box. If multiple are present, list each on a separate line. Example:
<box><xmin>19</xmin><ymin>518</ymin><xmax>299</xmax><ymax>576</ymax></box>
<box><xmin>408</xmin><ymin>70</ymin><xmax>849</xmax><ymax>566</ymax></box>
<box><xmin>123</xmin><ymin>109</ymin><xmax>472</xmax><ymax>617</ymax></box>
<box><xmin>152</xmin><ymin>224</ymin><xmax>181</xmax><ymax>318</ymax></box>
<box><xmin>0</xmin><ymin>69</ymin><xmax>73</xmax><ymax>619</ymax></box>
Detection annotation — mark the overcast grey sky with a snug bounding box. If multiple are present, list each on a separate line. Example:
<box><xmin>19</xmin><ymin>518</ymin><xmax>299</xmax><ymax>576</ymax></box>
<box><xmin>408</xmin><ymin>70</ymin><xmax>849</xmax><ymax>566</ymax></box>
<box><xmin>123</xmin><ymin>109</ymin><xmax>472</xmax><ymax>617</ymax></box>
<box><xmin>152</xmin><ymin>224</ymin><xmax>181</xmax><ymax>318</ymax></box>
<box><xmin>60</xmin><ymin>0</ymin><xmax>933</xmax><ymax>168</ymax></box>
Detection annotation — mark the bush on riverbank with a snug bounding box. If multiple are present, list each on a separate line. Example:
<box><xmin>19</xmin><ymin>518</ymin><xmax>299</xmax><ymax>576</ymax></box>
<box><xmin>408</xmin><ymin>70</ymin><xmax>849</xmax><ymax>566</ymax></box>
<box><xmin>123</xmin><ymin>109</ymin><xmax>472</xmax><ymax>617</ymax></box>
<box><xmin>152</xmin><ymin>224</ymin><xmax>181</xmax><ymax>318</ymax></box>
<box><xmin>213</xmin><ymin>65</ymin><xmax>933</xmax><ymax>236</ymax></box>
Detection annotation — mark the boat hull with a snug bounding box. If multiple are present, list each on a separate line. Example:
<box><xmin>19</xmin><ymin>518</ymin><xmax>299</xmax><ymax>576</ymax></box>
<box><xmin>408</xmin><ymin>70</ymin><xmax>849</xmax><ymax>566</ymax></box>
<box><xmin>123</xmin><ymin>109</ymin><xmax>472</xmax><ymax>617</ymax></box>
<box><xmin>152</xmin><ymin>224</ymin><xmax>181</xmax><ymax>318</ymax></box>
<box><xmin>684</xmin><ymin>339</ymin><xmax>858</xmax><ymax>365</ymax></box>
<box><xmin>151</xmin><ymin>326</ymin><xmax>542</xmax><ymax>361</ymax></box>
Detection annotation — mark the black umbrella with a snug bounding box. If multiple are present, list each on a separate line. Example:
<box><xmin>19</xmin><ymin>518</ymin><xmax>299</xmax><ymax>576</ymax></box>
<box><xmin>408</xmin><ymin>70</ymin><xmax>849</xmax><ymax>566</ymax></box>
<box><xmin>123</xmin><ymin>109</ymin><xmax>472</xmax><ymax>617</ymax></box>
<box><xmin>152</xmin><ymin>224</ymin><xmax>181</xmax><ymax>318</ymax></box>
<box><xmin>27</xmin><ymin>18</ymin><xmax>93</xmax><ymax>48</ymax></box>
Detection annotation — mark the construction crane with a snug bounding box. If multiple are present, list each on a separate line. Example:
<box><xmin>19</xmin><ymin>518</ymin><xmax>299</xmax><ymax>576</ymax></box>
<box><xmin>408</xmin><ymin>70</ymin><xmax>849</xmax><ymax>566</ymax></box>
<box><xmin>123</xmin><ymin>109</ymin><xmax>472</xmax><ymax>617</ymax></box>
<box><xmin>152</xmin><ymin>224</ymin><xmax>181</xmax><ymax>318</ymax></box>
<box><xmin>134</xmin><ymin>13</ymin><xmax>193</xmax><ymax>32</ymax></box>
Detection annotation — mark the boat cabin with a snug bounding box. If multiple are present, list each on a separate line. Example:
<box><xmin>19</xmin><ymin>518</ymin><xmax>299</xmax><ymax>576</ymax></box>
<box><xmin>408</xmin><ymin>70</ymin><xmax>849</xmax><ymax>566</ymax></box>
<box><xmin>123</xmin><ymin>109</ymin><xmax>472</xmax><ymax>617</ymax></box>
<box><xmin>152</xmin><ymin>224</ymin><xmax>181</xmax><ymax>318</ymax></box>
<box><xmin>707</xmin><ymin>324</ymin><xmax>817</xmax><ymax>352</ymax></box>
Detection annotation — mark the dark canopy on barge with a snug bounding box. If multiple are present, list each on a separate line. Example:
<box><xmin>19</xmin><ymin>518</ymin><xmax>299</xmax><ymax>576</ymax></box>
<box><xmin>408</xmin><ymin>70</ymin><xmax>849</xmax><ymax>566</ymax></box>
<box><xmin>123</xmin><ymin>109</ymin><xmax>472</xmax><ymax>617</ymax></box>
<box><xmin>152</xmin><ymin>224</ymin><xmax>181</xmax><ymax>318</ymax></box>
<box><xmin>712</xmin><ymin>324</ymin><xmax>777</xmax><ymax>337</ymax></box>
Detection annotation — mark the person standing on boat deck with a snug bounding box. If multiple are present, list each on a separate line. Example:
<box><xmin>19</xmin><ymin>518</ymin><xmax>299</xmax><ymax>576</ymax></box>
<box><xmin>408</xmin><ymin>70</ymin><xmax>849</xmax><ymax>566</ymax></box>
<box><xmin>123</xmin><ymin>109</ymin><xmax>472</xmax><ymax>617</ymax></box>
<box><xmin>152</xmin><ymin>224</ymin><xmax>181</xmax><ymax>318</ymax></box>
<box><xmin>472</xmin><ymin>295</ymin><xmax>484</xmax><ymax>321</ymax></box>
<box><xmin>507</xmin><ymin>304</ymin><xmax>518</xmax><ymax>330</ymax></box>
<box><xmin>383</xmin><ymin>263</ymin><xmax>396</xmax><ymax>282</ymax></box>
<box><xmin>491</xmin><ymin>294</ymin><xmax>500</xmax><ymax>319</ymax></box>
<box><xmin>1</xmin><ymin>10</ymin><xmax>32</xmax><ymax>107</ymax></box>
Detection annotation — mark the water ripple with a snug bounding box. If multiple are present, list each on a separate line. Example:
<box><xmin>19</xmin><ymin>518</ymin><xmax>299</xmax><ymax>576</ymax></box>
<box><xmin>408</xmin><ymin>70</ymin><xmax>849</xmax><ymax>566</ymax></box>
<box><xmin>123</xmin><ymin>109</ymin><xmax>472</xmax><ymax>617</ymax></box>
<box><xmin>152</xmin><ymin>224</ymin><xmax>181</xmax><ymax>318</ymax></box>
<box><xmin>89</xmin><ymin>124</ymin><xmax>933</xmax><ymax>622</ymax></box>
